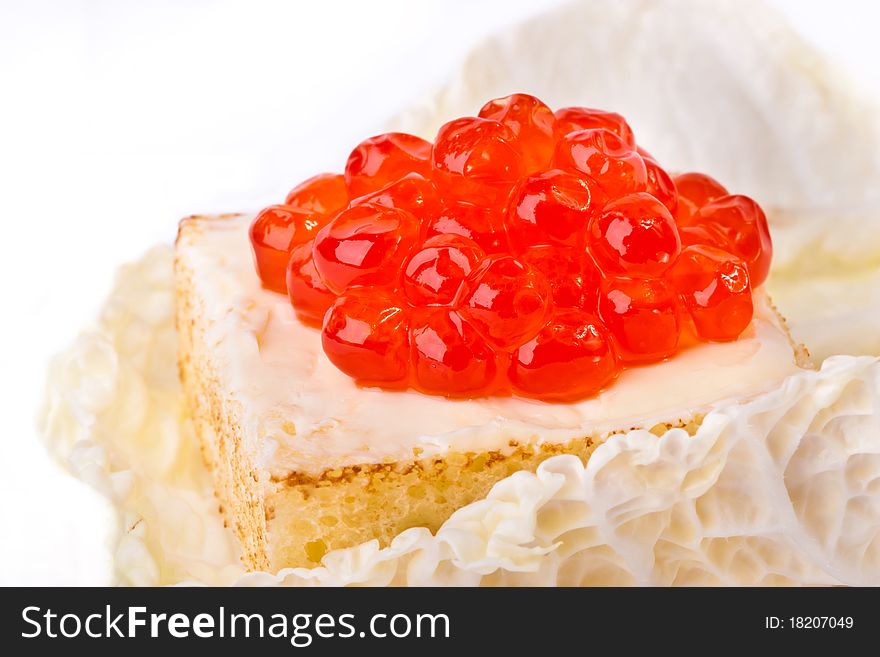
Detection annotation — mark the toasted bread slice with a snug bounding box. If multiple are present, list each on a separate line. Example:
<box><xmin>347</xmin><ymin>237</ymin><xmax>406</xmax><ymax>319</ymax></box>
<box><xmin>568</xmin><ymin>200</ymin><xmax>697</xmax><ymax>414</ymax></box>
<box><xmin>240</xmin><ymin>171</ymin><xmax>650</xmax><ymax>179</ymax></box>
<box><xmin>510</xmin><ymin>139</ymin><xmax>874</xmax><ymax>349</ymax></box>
<box><xmin>175</xmin><ymin>213</ymin><xmax>807</xmax><ymax>570</ymax></box>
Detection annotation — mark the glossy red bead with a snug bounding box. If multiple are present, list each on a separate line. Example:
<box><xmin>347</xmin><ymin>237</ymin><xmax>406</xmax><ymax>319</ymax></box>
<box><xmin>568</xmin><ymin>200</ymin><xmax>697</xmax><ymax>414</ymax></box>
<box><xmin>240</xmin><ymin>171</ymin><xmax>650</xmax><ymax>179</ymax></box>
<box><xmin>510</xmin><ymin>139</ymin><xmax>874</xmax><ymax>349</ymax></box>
<box><xmin>554</xmin><ymin>107</ymin><xmax>636</xmax><ymax>147</ymax></box>
<box><xmin>286</xmin><ymin>240</ymin><xmax>336</xmax><ymax>327</ymax></box>
<box><xmin>598</xmin><ymin>276</ymin><xmax>681</xmax><ymax>363</ymax></box>
<box><xmin>410</xmin><ymin>309</ymin><xmax>498</xmax><ymax>395</ymax></box>
<box><xmin>285</xmin><ymin>173</ymin><xmax>349</xmax><ymax>215</ymax></box>
<box><xmin>505</xmin><ymin>169</ymin><xmax>603</xmax><ymax>250</ymax></box>
<box><xmin>674</xmin><ymin>172</ymin><xmax>728</xmax><ymax>225</ymax></box>
<box><xmin>249</xmin><ymin>204</ymin><xmax>329</xmax><ymax>293</ymax></box>
<box><xmin>677</xmin><ymin>220</ymin><xmax>728</xmax><ymax>245</ymax></box>
<box><xmin>553</xmin><ymin>129</ymin><xmax>647</xmax><ymax>199</ymax></box>
<box><xmin>312</xmin><ymin>203</ymin><xmax>418</xmax><ymax>295</ymax></box>
<box><xmin>424</xmin><ymin>201</ymin><xmax>507</xmax><ymax>253</ymax></box>
<box><xmin>479</xmin><ymin>93</ymin><xmax>557</xmax><ymax>174</ymax></box>
<box><xmin>510</xmin><ymin>309</ymin><xmax>618</xmax><ymax>400</ymax></box>
<box><xmin>588</xmin><ymin>192</ymin><xmax>681</xmax><ymax>278</ymax></box>
<box><xmin>455</xmin><ymin>255</ymin><xmax>552</xmax><ymax>349</ymax></box>
<box><xmin>695</xmin><ymin>194</ymin><xmax>772</xmax><ymax>287</ymax></box>
<box><xmin>520</xmin><ymin>245</ymin><xmax>599</xmax><ymax>309</ymax></box>
<box><xmin>351</xmin><ymin>173</ymin><xmax>439</xmax><ymax>223</ymax></box>
<box><xmin>671</xmin><ymin>245</ymin><xmax>753</xmax><ymax>341</ymax></box>
<box><xmin>322</xmin><ymin>288</ymin><xmax>410</xmax><ymax>385</ymax></box>
<box><xmin>345</xmin><ymin>133</ymin><xmax>431</xmax><ymax>199</ymax></box>
<box><xmin>431</xmin><ymin>117</ymin><xmax>524</xmax><ymax>206</ymax></box>
<box><xmin>638</xmin><ymin>150</ymin><xmax>678</xmax><ymax>215</ymax></box>
<box><xmin>402</xmin><ymin>235</ymin><xmax>484</xmax><ymax>306</ymax></box>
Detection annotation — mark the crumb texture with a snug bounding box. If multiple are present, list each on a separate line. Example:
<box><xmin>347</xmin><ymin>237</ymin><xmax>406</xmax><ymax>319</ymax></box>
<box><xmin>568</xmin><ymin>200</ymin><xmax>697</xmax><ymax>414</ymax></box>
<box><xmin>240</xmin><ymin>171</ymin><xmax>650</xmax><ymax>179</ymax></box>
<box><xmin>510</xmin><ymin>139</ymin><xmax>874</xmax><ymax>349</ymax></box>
<box><xmin>266</xmin><ymin>439</ymin><xmax>602</xmax><ymax>567</ymax></box>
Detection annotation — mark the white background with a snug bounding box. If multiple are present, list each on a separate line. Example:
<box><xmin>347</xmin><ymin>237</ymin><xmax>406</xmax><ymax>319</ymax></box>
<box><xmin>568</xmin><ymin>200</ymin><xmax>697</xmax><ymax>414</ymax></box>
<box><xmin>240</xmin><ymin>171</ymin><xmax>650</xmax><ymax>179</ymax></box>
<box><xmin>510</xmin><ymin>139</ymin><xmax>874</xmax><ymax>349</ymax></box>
<box><xmin>1</xmin><ymin>0</ymin><xmax>878</xmax><ymax>585</ymax></box>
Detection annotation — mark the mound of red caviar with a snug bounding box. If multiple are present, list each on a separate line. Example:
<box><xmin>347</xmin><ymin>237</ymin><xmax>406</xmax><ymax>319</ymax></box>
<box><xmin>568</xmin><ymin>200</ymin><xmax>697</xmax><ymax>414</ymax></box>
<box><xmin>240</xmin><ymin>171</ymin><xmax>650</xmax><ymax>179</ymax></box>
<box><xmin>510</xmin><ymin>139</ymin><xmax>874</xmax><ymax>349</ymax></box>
<box><xmin>250</xmin><ymin>93</ymin><xmax>772</xmax><ymax>401</ymax></box>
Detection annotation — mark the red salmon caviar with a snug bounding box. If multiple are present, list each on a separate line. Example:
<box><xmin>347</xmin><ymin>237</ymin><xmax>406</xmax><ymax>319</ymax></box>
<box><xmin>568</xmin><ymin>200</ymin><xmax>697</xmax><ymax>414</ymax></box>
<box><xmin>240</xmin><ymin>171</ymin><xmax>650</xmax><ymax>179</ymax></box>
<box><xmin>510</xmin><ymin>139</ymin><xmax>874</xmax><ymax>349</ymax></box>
<box><xmin>352</xmin><ymin>173</ymin><xmax>439</xmax><ymax>222</ymax></box>
<box><xmin>554</xmin><ymin>107</ymin><xmax>636</xmax><ymax>147</ymax></box>
<box><xmin>285</xmin><ymin>173</ymin><xmax>349</xmax><ymax>215</ymax></box>
<box><xmin>286</xmin><ymin>240</ymin><xmax>335</xmax><ymax>327</ymax></box>
<box><xmin>312</xmin><ymin>203</ymin><xmax>419</xmax><ymax>295</ymax></box>
<box><xmin>553</xmin><ymin>129</ymin><xmax>647</xmax><ymax>199</ymax></box>
<box><xmin>671</xmin><ymin>245</ymin><xmax>753</xmax><ymax>341</ymax></box>
<box><xmin>424</xmin><ymin>201</ymin><xmax>507</xmax><ymax>253</ymax></box>
<box><xmin>479</xmin><ymin>93</ymin><xmax>557</xmax><ymax>174</ymax></box>
<box><xmin>249</xmin><ymin>95</ymin><xmax>772</xmax><ymax>400</ymax></box>
<box><xmin>639</xmin><ymin>149</ymin><xmax>678</xmax><ymax>214</ymax></box>
<box><xmin>455</xmin><ymin>255</ymin><xmax>552</xmax><ymax>349</ymax></box>
<box><xmin>588</xmin><ymin>192</ymin><xmax>681</xmax><ymax>278</ymax></box>
<box><xmin>520</xmin><ymin>245</ymin><xmax>599</xmax><ymax>309</ymax></box>
<box><xmin>694</xmin><ymin>195</ymin><xmax>772</xmax><ymax>287</ymax></box>
<box><xmin>506</xmin><ymin>169</ymin><xmax>603</xmax><ymax>250</ymax></box>
<box><xmin>249</xmin><ymin>205</ymin><xmax>329</xmax><ymax>293</ymax></box>
<box><xmin>510</xmin><ymin>309</ymin><xmax>618</xmax><ymax>400</ymax></box>
<box><xmin>345</xmin><ymin>133</ymin><xmax>431</xmax><ymax>199</ymax></box>
<box><xmin>402</xmin><ymin>235</ymin><xmax>483</xmax><ymax>307</ymax></box>
<box><xmin>322</xmin><ymin>288</ymin><xmax>410</xmax><ymax>385</ymax></box>
<box><xmin>674</xmin><ymin>172</ymin><xmax>728</xmax><ymax>225</ymax></box>
<box><xmin>598</xmin><ymin>277</ymin><xmax>682</xmax><ymax>363</ymax></box>
<box><xmin>431</xmin><ymin>117</ymin><xmax>524</xmax><ymax>206</ymax></box>
<box><xmin>410</xmin><ymin>308</ymin><xmax>498</xmax><ymax>395</ymax></box>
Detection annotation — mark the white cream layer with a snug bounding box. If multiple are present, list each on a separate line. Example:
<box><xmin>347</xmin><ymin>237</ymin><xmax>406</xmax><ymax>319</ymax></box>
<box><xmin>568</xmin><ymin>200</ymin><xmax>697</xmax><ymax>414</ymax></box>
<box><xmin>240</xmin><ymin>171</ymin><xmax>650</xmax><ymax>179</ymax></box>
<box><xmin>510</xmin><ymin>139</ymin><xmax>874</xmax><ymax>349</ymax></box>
<box><xmin>178</xmin><ymin>214</ymin><xmax>803</xmax><ymax>478</ymax></box>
